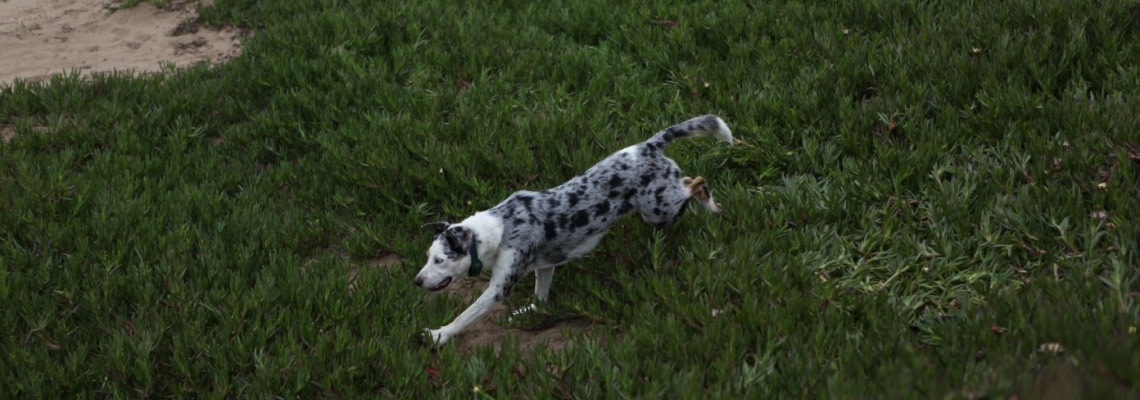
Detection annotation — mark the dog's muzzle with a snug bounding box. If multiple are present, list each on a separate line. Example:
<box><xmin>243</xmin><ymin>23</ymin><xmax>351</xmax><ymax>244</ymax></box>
<box><xmin>414</xmin><ymin>276</ymin><xmax>452</xmax><ymax>292</ymax></box>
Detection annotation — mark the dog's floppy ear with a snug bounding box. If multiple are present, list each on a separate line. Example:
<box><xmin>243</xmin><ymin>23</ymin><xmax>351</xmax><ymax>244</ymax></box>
<box><xmin>421</xmin><ymin>221</ymin><xmax>450</xmax><ymax>234</ymax></box>
<box><xmin>442</xmin><ymin>226</ymin><xmax>471</xmax><ymax>255</ymax></box>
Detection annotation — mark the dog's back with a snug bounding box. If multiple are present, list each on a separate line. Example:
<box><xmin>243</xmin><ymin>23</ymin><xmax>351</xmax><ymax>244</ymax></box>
<box><xmin>487</xmin><ymin>115</ymin><xmax>733</xmax><ymax>267</ymax></box>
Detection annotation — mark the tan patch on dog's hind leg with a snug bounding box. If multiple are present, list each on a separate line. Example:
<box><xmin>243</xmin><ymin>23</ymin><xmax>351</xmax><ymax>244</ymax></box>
<box><xmin>684</xmin><ymin>176</ymin><xmax>722</xmax><ymax>213</ymax></box>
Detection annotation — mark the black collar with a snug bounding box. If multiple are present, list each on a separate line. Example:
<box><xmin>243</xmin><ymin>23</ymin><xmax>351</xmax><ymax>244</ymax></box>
<box><xmin>467</xmin><ymin>239</ymin><xmax>483</xmax><ymax>276</ymax></box>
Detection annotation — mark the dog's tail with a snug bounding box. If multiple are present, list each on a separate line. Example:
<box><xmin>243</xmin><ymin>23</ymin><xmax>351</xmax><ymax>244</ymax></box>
<box><xmin>645</xmin><ymin>115</ymin><xmax>734</xmax><ymax>150</ymax></box>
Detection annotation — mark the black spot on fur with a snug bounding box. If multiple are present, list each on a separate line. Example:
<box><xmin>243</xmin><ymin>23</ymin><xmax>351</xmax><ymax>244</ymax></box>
<box><xmin>619</xmin><ymin>163</ymin><xmax>630</xmax><ymax>170</ymax></box>
<box><xmin>559</xmin><ymin>213</ymin><xmax>570</xmax><ymax>228</ymax></box>
<box><xmin>571</xmin><ymin>210</ymin><xmax>590</xmax><ymax>228</ymax></box>
<box><xmin>608</xmin><ymin>190</ymin><xmax>621</xmax><ymax>199</ymax></box>
<box><xmin>568</xmin><ymin>193</ymin><xmax>580</xmax><ymax>206</ymax></box>
<box><xmin>609</xmin><ymin>174</ymin><xmax>623</xmax><ymax>188</ymax></box>
<box><xmin>653</xmin><ymin>207</ymin><xmax>663</xmax><ymax>216</ymax></box>
<box><xmin>640</xmin><ymin>173</ymin><xmax>654</xmax><ymax>186</ymax></box>
<box><xmin>594</xmin><ymin>201</ymin><xmax>611</xmax><ymax>217</ymax></box>
<box><xmin>663</xmin><ymin>126</ymin><xmax>686</xmax><ymax>142</ymax></box>
<box><xmin>672</xmin><ymin>169</ymin><xmax>681</xmax><ymax>179</ymax></box>
<box><xmin>547</xmin><ymin>198</ymin><xmax>561</xmax><ymax>208</ymax></box>
<box><xmin>618</xmin><ymin>201</ymin><xmax>634</xmax><ymax>214</ymax></box>
<box><xmin>513</xmin><ymin>218</ymin><xmax>525</xmax><ymax>225</ymax></box>
<box><xmin>544</xmin><ymin>220</ymin><xmax>558</xmax><ymax>239</ymax></box>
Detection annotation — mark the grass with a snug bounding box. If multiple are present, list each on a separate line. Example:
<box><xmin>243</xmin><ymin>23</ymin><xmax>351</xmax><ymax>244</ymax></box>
<box><xmin>2</xmin><ymin>0</ymin><xmax>1139</xmax><ymax>397</ymax></box>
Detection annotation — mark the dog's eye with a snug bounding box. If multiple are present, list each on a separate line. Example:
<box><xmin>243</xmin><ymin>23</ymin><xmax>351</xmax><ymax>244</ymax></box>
<box><xmin>434</xmin><ymin>258</ymin><xmax>444</xmax><ymax>264</ymax></box>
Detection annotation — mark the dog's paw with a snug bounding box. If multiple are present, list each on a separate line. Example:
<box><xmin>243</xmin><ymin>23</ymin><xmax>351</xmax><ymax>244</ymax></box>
<box><xmin>420</xmin><ymin>328</ymin><xmax>450</xmax><ymax>348</ymax></box>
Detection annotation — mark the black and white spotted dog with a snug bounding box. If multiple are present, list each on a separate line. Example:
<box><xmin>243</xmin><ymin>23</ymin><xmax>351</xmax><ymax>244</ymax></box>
<box><xmin>415</xmin><ymin>115</ymin><xmax>734</xmax><ymax>347</ymax></box>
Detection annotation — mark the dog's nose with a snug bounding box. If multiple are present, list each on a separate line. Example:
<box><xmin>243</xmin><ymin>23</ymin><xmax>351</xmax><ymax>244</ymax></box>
<box><xmin>414</xmin><ymin>276</ymin><xmax>424</xmax><ymax>287</ymax></box>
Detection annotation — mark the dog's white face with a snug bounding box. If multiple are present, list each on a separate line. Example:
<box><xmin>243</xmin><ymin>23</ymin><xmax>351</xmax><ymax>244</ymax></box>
<box><xmin>415</xmin><ymin>239</ymin><xmax>471</xmax><ymax>291</ymax></box>
<box><xmin>415</xmin><ymin>222</ymin><xmax>475</xmax><ymax>292</ymax></box>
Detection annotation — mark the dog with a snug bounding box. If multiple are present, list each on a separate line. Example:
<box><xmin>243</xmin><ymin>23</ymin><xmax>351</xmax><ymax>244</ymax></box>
<box><xmin>414</xmin><ymin>115</ymin><xmax>734</xmax><ymax>347</ymax></box>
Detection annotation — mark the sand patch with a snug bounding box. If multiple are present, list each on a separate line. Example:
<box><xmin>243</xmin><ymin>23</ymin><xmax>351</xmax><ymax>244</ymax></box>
<box><xmin>347</xmin><ymin>253</ymin><xmax>403</xmax><ymax>293</ymax></box>
<box><xmin>438</xmin><ymin>278</ymin><xmax>596</xmax><ymax>355</ymax></box>
<box><xmin>0</xmin><ymin>118</ymin><xmax>55</xmax><ymax>144</ymax></box>
<box><xmin>0</xmin><ymin>0</ymin><xmax>243</xmax><ymax>85</ymax></box>
<box><xmin>298</xmin><ymin>248</ymin><xmax>405</xmax><ymax>293</ymax></box>
<box><xmin>1</xmin><ymin>124</ymin><xmax>14</xmax><ymax>143</ymax></box>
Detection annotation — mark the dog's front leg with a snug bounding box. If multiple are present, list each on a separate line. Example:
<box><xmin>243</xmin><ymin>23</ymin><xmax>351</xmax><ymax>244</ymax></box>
<box><xmin>424</xmin><ymin>281</ymin><xmax>504</xmax><ymax>347</ymax></box>
<box><xmin>425</xmin><ymin>252</ymin><xmax>521</xmax><ymax>347</ymax></box>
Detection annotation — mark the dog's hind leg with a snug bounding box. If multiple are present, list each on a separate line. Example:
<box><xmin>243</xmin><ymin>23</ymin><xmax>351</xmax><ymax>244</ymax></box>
<box><xmin>683</xmin><ymin>176</ymin><xmax>722</xmax><ymax>213</ymax></box>
<box><xmin>638</xmin><ymin>175</ymin><xmax>721</xmax><ymax>228</ymax></box>
<box><xmin>509</xmin><ymin>266</ymin><xmax>554</xmax><ymax>320</ymax></box>
<box><xmin>534</xmin><ymin>267</ymin><xmax>555</xmax><ymax>302</ymax></box>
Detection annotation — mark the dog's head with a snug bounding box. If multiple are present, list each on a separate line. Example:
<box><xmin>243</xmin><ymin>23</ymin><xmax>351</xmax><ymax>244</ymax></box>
<box><xmin>414</xmin><ymin>221</ymin><xmax>478</xmax><ymax>292</ymax></box>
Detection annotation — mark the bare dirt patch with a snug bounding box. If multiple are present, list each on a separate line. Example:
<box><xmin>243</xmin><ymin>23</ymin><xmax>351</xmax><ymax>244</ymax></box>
<box><xmin>303</xmin><ymin>250</ymin><xmax>593</xmax><ymax>354</ymax></box>
<box><xmin>299</xmin><ymin>249</ymin><xmax>405</xmax><ymax>293</ymax></box>
<box><xmin>0</xmin><ymin>118</ymin><xmax>55</xmax><ymax>143</ymax></box>
<box><xmin>0</xmin><ymin>0</ymin><xmax>243</xmax><ymax>85</ymax></box>
<box><xmin>347</xmin><ymin>253</ymin><xmax>403</xmax><ymax>293</ymax></box>
<box><xmin>440</xmin><ymin>278</ymin><xmax>597</xmax><ymax>355</ymax></box>
<box><xmin>1</xmin><ymin>124</ymin><xmax>14</xmax><ymax>143</ymax></box>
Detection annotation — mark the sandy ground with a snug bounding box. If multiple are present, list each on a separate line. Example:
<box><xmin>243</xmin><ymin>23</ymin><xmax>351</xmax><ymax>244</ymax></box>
<box><xmin>329</xmin><ymin>252</ymin><xmax>594</xmax><ymax>354</ymax></box>
<box><xmin>442</xmin><ymin>278</ymin><xmax>596</xmax><ymax>355</ymax></box>
<box><xmin>0</xmin><ymin>0</ymin><xmax>242</xmax><ymax>85</ymax></box>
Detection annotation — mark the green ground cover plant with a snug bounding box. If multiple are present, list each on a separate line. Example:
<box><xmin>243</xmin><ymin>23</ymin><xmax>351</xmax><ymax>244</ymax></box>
<box><xmin>2</xmin><ymin>0</ymin><xmax>1138</xmax><ymax>398</ymax></box>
